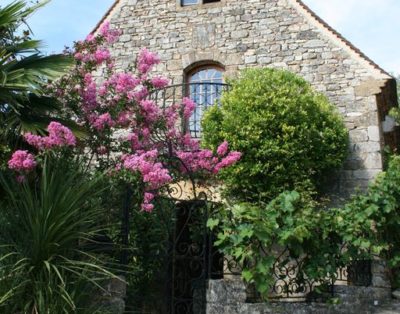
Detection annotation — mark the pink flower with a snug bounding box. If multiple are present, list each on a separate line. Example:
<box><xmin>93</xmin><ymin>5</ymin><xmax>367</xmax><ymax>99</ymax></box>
<box><xmin>139</xmin><ymin>100</ymin><xmax>161</xmax><ymax>123</ymax></box>
<box><xmin>24</xmin><ymin>122</ymin><xmax>76</xmax><ymax>150</ymax></box>
<box><xmin>122</xmin><ymin>150</ymin><xmax>172</xmax><ymax>190</ymax></box>
<box><xmin>109</xmin><ymin>73</ymin><xmax>140</xmax><ymax>94</ymax></box>
<box><xmin>24</xmin><ymin>133</ymin><xmax>45</xmax><ymax>149</ymax></box>
<box><xmin>99</xmin><ymin>21</ymin><xmax>120</xmax><ymax>43</ymax></box>
<box><xmin>182</xmin><ymin>97</ymin><xmax>196</xmax><ymax>119</ymax></box>
<box><xmin>74</xmin><ymin>52</ymin><xmax>83</xmax><ymax>61</ymax></box>
<box><xmin>8</xmin><ymin>150</ymin><xmax>36</xmax><ymax>172</ymax></box>
<box><xmin>47</xmin><ymin>122</ymin><xmax>76</xmax><ymax>147</ymax></box>
<box><xmin>137</xmin><ymin>48</ymin><xmax>160</xmax><ymax>74</ymax></box>
<box><xmin>117</xmin><ymin>111</ymin><xmax>131</xmax><ymax>126</ymax></box>
<box><xmin>213</xmin><ymin>151</ymin><xmax>242</xmax><ymax>174</ymax></box>
<box><xmin>141</xmin><ymin>203</ymin><xmax>154</xmax><ymax>212</ymax></box>
<box><xmin>151</xmin><ymin>76</ymin><xmax>169</xmax><ymax>89</ymax></box>
<box><xmin>144</xmin><ymin>192</ymin><xmax>155</xmax><ymax>203</ymax></box>
<box><xmin>94</xmin><ymin>48</ymin><xmax>111</xmax><ymax>64</ymax></box>
<box><xmin>127</xmin><ymin>132</ymin><xmax>141</xmax><ymax>150</ymax></box>
<box><xmin>217</xmin><ymin>141</ymin><xmax>229</xmax><ymax>157</ymax></box>
<box><xmin>92</xmin><ymin>113</ymin><xmax>115</xmax><ymax>131</ymax></box>
<box><xmin>141</xmin><ymin>192</ymin><xmax>155</xmax><ymax>212</ymax></box>
<box><xmin>131</xmin><ymin>86</ymin><xmax>148</xmax><ymax>102</ymax></box>
<box><xmin>99</xmin><ymin>21</ymin><xmax>110</xmax><ymax>36</ymax></box>
<box><xmin>98</xmin><ymin>85</ymin><xmax>107</xmax><ymax>97</ymax></box>
<box><xmin>86</xmin><ymin>33</ymin><xmax>95</xmax><ymax>42</ymax></box>
<box><xmin>165</xmin><ymin>104</ymin><xmax>179</xmax><ymax>129</ymax></box>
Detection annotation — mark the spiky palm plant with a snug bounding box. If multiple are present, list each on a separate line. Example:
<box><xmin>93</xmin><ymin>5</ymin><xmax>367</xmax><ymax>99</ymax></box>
<box><xmin>0</xmin><ymin>158</ymin><xmax>117</xmax><ymax>313</ymax></box>
<box><xmin>0</xmin><ymin>0</ymin><xmax>74</xmax><ymax>148</ymax></box>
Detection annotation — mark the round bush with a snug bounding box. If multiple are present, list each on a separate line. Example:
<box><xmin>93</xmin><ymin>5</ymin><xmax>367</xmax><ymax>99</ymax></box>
<box><xmin>202</xmin><ymin>68</ymin><xmax>348</xmax><ymax>202</ymax></box>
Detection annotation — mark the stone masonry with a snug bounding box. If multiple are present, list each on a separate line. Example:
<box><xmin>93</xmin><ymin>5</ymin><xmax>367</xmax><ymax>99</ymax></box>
<box><xmin>96</xmin><ymin>0</ymin><xmax>399</xmax><ymax>198</ymax></box>
<box><xmin>204</xmin><ymin>278</ymin><xmax>399</xmax><ymax>314</ymax></box>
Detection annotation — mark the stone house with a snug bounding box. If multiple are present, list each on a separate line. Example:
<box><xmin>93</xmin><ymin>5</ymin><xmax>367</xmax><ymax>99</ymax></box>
<box><xmin>94</xmin><ymin>0</ymin><xmax>399</xmax><ymax>198</ymax></box>
<box><xmin>92</xmin><ymin>1</ymin><xmax>400</xmax><ymax>312</ymax></box>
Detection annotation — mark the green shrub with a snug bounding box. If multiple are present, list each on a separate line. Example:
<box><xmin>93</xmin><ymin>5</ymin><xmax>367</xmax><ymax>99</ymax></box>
<box><xmin>202</xmin><ymin>68</ymin><xmax>348</xmax><ymax>201</ymax></box>
<box><xmin>334</xmin><ymin>155</ymin><xmax>400</xmax><ymax>286</ymax></box>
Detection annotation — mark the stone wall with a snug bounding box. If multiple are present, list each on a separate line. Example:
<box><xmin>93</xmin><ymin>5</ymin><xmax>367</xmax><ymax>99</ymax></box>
<box><xmin>204</xmin><ymin>278</ymin><xmax>397</xmax><ymax>314</ymax></box>
<box><xmin>101</xmin><ymin>0</ymin><xmax>397</xmax><ymax>198</ymax></box>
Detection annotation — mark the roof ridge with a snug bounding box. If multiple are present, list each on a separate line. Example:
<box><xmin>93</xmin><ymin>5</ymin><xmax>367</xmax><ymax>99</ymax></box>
<box><xmin>92</xmin><ymin>0</ymin><xmax>121</xmax><ymax>34</ymax></box>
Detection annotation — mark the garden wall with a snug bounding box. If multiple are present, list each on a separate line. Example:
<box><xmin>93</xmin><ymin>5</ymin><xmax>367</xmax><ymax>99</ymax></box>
<box><xmin>204</xmin><ymin>279</ymin><xmax>397</xmax><ymax>314</ymax></box>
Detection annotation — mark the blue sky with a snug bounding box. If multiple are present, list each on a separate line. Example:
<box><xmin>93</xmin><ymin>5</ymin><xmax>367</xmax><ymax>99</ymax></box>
<box><xmin>10</xmin><ymin>0</ymin><xmax>400</xmax><ymax>75</ymax></box>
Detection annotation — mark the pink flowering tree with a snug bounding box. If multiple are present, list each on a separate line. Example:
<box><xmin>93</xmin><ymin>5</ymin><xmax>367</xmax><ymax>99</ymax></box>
<box><xmin>7</xmin><ymin>21</ymin><xmax>241</xmax><ymax>213</ymax></box>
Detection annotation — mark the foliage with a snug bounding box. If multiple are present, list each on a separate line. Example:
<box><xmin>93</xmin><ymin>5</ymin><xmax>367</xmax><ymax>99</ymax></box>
<box><xmin>0</xmin><ymin>0</ymin><xmax>73</xmax><ymax>149</ymax></box>
<box><xmin>334</xmin><ymin>155</ymin><xmax>400</xmax><ymax>275</ymax></box>
<box><xmin>0</xmin><ymin>156</ymin><xmax>116</xmax><ymax>313</ymax></box>
<box><xmin>210</xmin><ymin>155</ymin><xmax>400</xmax><ymax>294</ymax></box>
<box><xmin>202</xmin><ymin>68</ymin><xmax>348</xmax><ymax>202</ymax></box>
<box><xmin>208</xmin><ymin>192</ymin><xmax>342</xmax><ymax>295</ymax></box>
<box><xmin>125</xmin><ymin>197</ymin><xmax>176</xmax><ymax>312</ymax></box>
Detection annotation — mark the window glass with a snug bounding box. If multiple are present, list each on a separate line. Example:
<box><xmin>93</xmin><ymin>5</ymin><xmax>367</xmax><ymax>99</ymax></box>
<box><xmin>188</xmin><ymin>68</ymin><xmax>224</xmax><ymax>138</ymax></box>
<box><xmin>181</xmin><ymin>0</ymin><xmax>199</xmax><ymax>6</ymax></box>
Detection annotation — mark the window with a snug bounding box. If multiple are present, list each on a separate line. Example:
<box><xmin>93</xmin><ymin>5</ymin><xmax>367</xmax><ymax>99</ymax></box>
<box><xmin>181</xmin><ymin>0</ymin><xmax>220</xmax><ymax>6</ymax></box>
<box><xmin>187</xmin><ymin>66</ymin><xmax>224</xmax><ymax>138</ymax></box>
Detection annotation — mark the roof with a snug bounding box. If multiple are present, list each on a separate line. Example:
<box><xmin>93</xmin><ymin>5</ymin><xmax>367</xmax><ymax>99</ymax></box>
<box><xmin>92</xmin><ymin>0</ymin><xmax>121</xmax><ymax>34</ymax></box>
<box><xmin>92</xmin><ymin>0</ymin><xmax>392</xmax><ymax>78</ymax></box>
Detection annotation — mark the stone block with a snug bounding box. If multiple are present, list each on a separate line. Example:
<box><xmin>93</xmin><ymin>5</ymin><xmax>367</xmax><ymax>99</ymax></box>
<box><xmin>231</xmin><ymin>30</ymin><xmax>249</xmax><ymax>39</ymax></box>
<box><xmin>245</xmin><ymin>55</ymin><xmax>257</xmax><ymax>64</ymax></box>
<box><xmin>353</xmin><ymin>169</ymin><xmax>381</xmax><ymax>180</ymax></box>
<box><xmin>303</xmin><ymin>39</ymin><xmax>324</xmax><ymax>48</ymax></box>
<box><xmin>368</xmin><ymin>125</ymin><xmax>381</xmax><ymax>142</ymax></box>
<box><xmin>349</xmin><ymin>129</ymin><xmax>368</xmax><ymax>142</ymax></box>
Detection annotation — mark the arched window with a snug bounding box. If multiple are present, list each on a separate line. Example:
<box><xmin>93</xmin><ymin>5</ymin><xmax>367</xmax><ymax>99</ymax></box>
<box><xmin>186</xmin><ymin>65</ymin><xmax>224</xmax><ymax>138</ymax></box>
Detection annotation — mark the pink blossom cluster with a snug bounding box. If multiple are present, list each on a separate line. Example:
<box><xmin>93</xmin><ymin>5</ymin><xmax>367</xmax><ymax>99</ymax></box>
<box><xmin>25</xmin><ymin>122</ymin><xmax>76</xmax><ymax>150</ymax></box>
<box><xmin>137</xmin><ymin>48</ymin><xmax>161</xmax><ymax>75</ymax></box>
<box><xmin>108</xmin><ymin>73</ymin><xmax>140</xmax><ymax>94</ymax></box>
<box><xmin>92</xmin><ymin>113</ymin><xmax>115</xmax><ymax>131</ymax></box>
<box><xmin>45</xmin><ymin>26</ymin><xmax>242</xmax><ymax>213</ymax></box>
<box><xmin>151</xmin><ymin>76</ymin><xmax>169</xmax><ymax>89</ymax></box>
<box><xmin>8</xmin><ymin>150</ymin><xmax>37</xmax><ymax>172</ymax></box>
<box><xmin>176</xmin><ymin>141</ymin><xmax>242</xmax><ymax>174</ymax></box>
<box><xmin>122</xmin><ymin>150</ymin><xmax>172</xmax><ymax>190</ymax></box>
<box><xmin>182</xmin><ymin>97</ymin><xmax>196</xmax><ymax>119</ymax></box>
<box><xmin>94</xmin><ymin>48</ymin><xmax>111</xmax><ymax>64</ymax></box>
<box><xmin>75</xmin><ymin>49</ymin><xmax>111</xmax><ymax>64</ymax></box>
<box><xmin>82</xmin><ymin>74</ymin><xmax>98</xmax><ymax>112</ymax></box>
<box><xmin>139</xmin><ymin>100</ymin><xmax>161</xmax><ymax>123</ymax></box>
<box><xmin>121</xmin><ymin>150</ymin><xmax>172</xmax><ymax>211</ymax></box>
<box><xmin>99</xmin><ymin>21</ymin><xmax>121</xmax><ymax>44</ymax></box>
